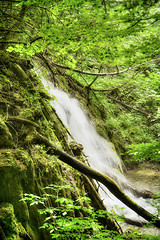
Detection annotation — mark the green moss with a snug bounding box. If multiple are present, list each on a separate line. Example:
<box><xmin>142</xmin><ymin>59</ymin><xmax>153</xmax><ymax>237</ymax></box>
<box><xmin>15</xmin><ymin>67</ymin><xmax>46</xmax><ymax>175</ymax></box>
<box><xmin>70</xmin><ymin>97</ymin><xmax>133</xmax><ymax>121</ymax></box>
<box><xmin>0</xmin><ymin>74</ymin><xmax>10</xmax><ymax>84</ymax></box>
<box><xmin>0</xmin><ymin>202</ymin><xmax>29</xmax><ymax>239</ymax></box>
<box><xmin>0</xmin><ymin>117</ymin><xmax>14</xmax><ymax>148</ymax></box>
<box><xmin>0</xmin><ymin>202</ymin><xmax>27</xmax><ymax>240</ymax></box>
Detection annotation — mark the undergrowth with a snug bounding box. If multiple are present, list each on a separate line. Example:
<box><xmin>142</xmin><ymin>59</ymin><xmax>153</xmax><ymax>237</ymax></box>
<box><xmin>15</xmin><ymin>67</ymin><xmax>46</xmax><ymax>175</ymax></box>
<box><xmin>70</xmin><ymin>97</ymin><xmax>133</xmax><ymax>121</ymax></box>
<box><xmin>126</xmin><ymin>141</ymin><xmax>160</xmax><ymax>162</ymax></box>
<box><xmin>22</xmin><ymin>184</ymin><xmax>160</xmax><ymax>240</ymax></box>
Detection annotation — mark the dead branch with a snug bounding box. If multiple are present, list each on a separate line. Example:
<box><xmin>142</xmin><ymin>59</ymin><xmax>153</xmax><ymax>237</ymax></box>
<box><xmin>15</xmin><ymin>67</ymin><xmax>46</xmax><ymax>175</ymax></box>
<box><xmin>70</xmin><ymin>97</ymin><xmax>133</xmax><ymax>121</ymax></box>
<box><xmin>87</xmin><ymin>65</ymin><xmax>102</xmax><ymax>88</ymax></box>
<box><xmin>51</xmin><ymin>58</ymin><xmax>160</xmax><ymax>77</ymax></box>
<box><xmin>0</xmin><ymin>41</ymin><xmax>27</xmax><ymax>45</ymax></box>
<box><xmin>91</xmin><ymin>87</ymin><xmax>118</xmax><ymax>92</ymax></box>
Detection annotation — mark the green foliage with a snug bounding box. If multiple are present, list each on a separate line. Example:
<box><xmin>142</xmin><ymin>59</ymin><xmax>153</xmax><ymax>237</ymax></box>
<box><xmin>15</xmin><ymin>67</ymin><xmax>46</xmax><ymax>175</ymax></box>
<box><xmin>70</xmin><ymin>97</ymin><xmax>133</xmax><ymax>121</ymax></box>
<box><xmin>1</xmin><ymin>0</ymin><xmax>159</xmax><ymax>66</ymax></box>
<box><xmin>126</xmin><ymin>142</ymin><xmax>160</xmax><ymax>162</ymax></box>
<box><xmin>22</xmin><ymin>184</ymin><xmax>160</xmax><ymax>239</ymax></box>
<box><xmin>105</xmin><ymin>113</ymin><xmax>152</xmax><ymax>145</ymax></box>
<box><xmin>23</xmin><ymin>184</ymin><xmax>105</xmax><ymax>239</ymax></box>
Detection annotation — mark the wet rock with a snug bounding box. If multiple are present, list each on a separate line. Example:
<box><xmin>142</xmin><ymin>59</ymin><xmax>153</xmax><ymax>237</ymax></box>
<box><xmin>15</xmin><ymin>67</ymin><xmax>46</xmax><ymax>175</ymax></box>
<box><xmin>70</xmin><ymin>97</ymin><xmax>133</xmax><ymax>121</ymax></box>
<box><xmin>69</xmin><ymin>141</ymin><xmax>84</xmax><ymax>156</ymax></box>
<box><xmin>0</xmin><ymin>202</ymin><xmax>27</xmax><ymax>239</ymax></box>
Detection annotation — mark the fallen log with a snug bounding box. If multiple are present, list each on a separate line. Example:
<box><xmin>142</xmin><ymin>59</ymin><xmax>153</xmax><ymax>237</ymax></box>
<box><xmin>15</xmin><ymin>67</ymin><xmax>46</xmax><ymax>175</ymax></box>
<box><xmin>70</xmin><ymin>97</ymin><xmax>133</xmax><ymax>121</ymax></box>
<box><xmin>34</xmin><ymin>132</ymin><xmax>160</xmax><ymax>229</ymax></box>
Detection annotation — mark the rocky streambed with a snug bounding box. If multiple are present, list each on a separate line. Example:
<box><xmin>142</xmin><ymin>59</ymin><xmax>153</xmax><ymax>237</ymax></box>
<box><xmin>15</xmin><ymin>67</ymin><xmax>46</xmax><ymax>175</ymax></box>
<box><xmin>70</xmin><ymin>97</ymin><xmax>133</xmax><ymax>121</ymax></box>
<box><xmin>126</xmin><ymin>162</ymin><xmax>160</xmax><ymax>194</ymax></box>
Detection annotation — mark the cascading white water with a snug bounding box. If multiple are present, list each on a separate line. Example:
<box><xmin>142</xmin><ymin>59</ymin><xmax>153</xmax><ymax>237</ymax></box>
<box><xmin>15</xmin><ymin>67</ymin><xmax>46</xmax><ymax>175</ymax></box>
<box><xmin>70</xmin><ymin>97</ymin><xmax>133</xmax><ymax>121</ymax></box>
<box><xmin>41</xmin><ymin>78</ymin><xmax>157</xmax><ymax>225</ymax></box>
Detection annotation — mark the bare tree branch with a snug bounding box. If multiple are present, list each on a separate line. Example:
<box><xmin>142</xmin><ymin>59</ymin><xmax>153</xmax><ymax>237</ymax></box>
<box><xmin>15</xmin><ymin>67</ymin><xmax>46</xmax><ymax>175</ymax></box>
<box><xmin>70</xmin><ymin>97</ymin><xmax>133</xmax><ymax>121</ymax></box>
<box><xmin>91</xmin><ymin>87</ymin><xmax>119</xmax><ymax>92</ymax></box>
<box><xmin>0</xmin><ymin>41</ymin><xmax>27</xmax><ymax>45</ymax></box>
<box><xmin>0</xmin><ymin>27</ymin><xmax>22</xmax><ymax>33</ymax></box>
<box><xmin>51</xmin><ymin>58</ymin><xmax>160</xmax><ymax>77</ymax></box>
<box><xmin>87</xmin><ymin>65</ymin><xmax>102</xmax><ymax>88</ymax></box>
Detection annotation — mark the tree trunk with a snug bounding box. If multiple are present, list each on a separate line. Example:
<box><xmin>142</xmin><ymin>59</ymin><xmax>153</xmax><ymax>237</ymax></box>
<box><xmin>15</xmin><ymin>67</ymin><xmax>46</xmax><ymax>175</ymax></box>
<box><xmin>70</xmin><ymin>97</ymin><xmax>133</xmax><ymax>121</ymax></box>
<box><xmin>34</xmin><ymin>132</ymin><xmax>160</xmax><ymax>229</ymax></box>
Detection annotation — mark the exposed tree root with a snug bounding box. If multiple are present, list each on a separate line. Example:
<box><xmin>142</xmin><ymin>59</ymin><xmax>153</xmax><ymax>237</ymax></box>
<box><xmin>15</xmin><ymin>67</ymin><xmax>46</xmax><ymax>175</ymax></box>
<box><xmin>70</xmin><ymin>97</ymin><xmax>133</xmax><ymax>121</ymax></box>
<box><xmin>7</xmin><ymin>116</ymin><xmax>40</xmax><ymax>129</ymax></box>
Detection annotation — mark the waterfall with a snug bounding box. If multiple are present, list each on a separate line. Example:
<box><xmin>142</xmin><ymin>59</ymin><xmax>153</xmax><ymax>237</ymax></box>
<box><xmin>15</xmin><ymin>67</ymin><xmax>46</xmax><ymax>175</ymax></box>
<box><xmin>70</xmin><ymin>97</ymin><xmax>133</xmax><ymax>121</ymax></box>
<box><xmin>41</xmin><ymin>78</ymin><xmax>157</xmax><ymax>225</ymax></box>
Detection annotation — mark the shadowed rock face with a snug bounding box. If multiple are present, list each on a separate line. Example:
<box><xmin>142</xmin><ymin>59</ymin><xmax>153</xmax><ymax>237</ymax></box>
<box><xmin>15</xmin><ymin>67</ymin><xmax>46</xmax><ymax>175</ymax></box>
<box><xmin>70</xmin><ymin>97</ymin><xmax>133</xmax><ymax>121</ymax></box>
<box><xmin>0</xmin><ymin>52</ymin><xmax>71</xmax><ymax>239</ymax></box>
<box><xmin>0</xmin><ymin>202</ymin><xmax>27</xmax><ymax>240</ymax></box>
<box><xmin>0</xmin><ymin>122</ymin><xmax>14</xmax><ymax>148</ymax></box>
<box><xmin>0</xmin><ymin>149</ymin><xmax>51</xmax><ymax>240</ymax></box>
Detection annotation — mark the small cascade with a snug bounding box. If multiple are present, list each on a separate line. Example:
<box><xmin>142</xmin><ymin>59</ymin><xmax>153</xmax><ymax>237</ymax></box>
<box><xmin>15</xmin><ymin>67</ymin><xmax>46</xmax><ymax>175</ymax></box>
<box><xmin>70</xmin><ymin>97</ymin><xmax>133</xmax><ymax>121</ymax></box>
<box><xmin>41</xmin><ymin>78</ymin><xmax>157</xmax><ymax>225</ymax></box>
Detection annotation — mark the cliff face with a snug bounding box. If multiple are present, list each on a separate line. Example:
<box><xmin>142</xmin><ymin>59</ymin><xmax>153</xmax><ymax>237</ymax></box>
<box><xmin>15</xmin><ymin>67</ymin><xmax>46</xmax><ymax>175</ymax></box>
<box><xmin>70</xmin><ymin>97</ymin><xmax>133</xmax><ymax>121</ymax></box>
<box><xmin>0</xmin><ymin>51</ymin><xmax>118</xmax><ymax>240</ymax></box>
<box><xmin>0</xmin><ymin>51</ymin><xmax>82</xmax><ymax>239</ymax></box>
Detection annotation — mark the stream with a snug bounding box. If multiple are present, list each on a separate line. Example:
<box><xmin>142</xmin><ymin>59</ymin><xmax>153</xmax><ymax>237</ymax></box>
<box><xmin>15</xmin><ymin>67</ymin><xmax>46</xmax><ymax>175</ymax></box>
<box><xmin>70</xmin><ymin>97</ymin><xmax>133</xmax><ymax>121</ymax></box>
<box><xmin>41</xmin><ymin>77</ymin><xmax>159</xmax><ymax>234</ymax></box>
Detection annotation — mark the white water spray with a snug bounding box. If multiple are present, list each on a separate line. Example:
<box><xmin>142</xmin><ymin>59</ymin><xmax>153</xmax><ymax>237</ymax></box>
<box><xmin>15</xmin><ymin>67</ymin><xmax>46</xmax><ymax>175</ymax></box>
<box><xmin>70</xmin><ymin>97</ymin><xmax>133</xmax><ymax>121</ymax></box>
<box><xmin>41</xmin><ymin>78</ymin><xmax>157</xmax><ymax>225</ymax></box>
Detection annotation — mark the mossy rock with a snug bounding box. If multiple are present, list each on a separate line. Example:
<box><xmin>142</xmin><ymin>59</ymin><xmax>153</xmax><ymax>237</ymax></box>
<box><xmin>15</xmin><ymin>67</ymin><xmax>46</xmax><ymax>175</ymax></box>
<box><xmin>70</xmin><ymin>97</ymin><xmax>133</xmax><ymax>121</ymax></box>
<box><xmin>0</xmin><ymin>147</ymin><xmax>74</xmax><ymax>240</ymax></box>
<box><xmin>0</xmin><ymin>149</ymin><xmax>32</xmax><ymax>228</ymax></box>
<box><xmin>69</xmin><ymin>141</ymin><xmax>83</xmax><ymax>156</ymax></box>
<box><xmin>0</xmin><ymin>202</ymin><xmax>27</xmax><ymax>240</ymax></box>
<box><xmin>0</xmin><ymin>120</ymin><xmax>14</xmax><ymax>148</ymax></box>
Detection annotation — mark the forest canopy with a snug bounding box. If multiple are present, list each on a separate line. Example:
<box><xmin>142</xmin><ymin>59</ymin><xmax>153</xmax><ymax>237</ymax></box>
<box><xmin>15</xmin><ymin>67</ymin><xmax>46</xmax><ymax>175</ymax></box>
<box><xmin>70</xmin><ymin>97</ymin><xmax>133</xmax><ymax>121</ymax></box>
<box><xmin>1</xmin><ymin>0</ymin><xmax>160</xmax><ymax>65</ymax></box>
